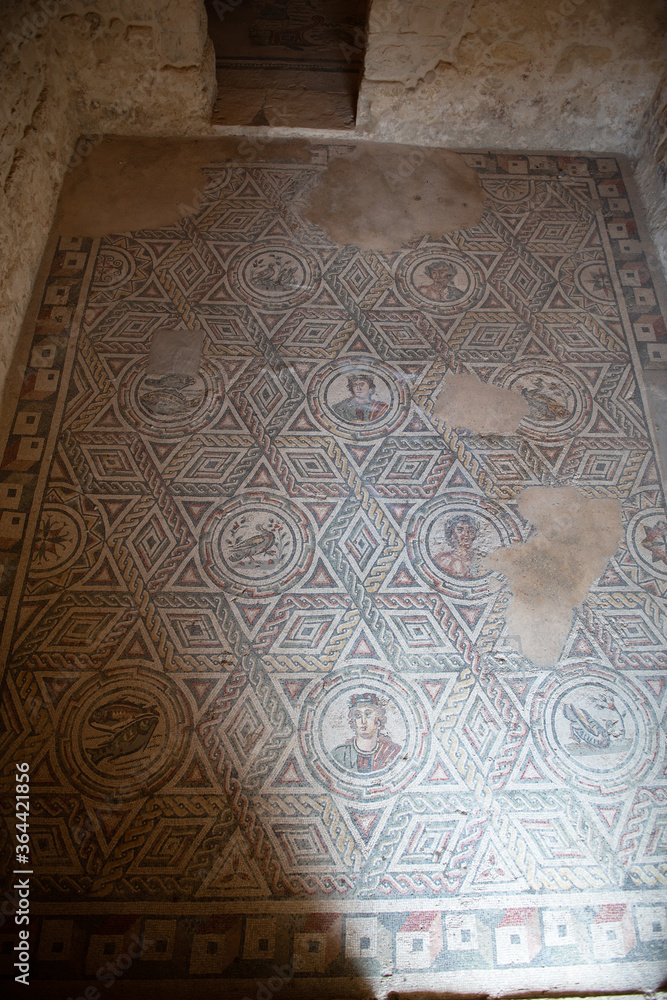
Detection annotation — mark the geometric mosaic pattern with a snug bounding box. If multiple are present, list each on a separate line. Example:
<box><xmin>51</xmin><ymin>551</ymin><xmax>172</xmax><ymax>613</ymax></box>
<box><xmin>1</xmin><ymin>147</ymin><xmax>666</xmax><ymax>994</ymax></box>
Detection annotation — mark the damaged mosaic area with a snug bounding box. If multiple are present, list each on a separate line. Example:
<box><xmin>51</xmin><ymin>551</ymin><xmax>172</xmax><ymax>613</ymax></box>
<box><xmin>0</xmin><ymin>146</ymin><xmax>666</xmax><ymax>996</ymax></box>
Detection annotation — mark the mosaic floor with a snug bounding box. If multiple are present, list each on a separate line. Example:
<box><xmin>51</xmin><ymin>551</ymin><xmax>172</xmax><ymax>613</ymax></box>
<box><xmin>1</xmin><ymin>145</ymin><xmax>667</xmax><ymax>998</ymax></box>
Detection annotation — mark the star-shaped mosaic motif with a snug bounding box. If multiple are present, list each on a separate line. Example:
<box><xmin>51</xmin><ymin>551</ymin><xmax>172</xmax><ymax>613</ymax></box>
<box><xmin>642</xmin><ymin>520</ymin><xmax>667</xmax><ymax>564</ymax></box>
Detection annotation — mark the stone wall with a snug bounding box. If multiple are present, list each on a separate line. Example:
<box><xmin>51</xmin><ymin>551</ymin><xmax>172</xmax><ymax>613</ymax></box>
<box><xmin>357</xmin><ymin>0</ymin><xmax>667</xmax><ymax>286</ymax></box>
<box><xmin>357</xmin><ymin>0</ymin><xmax>667</xmax><ymax>153</ymax></box>
<box><xmin>0</xmin><ymin>0</ymin><xmax>215</xmax><ymax>401</ymax></box>
<box><xmin>635</xmin><ymin>70</ymin><xmax>667</xmax><ymax>278</ymax></box>
<box><xmin>1</xmin><ymin>0</ymin><xmax>667</xmax><ymax>406</ymax></box>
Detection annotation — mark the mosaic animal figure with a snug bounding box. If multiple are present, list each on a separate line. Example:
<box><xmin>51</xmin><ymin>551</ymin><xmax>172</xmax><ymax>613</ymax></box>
<box><xmin>139</xmin><ymin>374</ymin><xmax>200</xmax><ymax>416</ymax></box>
<box><xmin>89</xmin><ymin>714</ymin><xmax>159</xmax><ymax>766</ymax></box>
<box><xmin>89</xmin><ymin>698</ymin><xmax>158</xmax><ymax>731</ymax></box>
<box><xmin>563</xmin><ymin>702</ymin><xmax>612</xmax><ymax>749</ymax></box>
<box><xmin>227</xmin><ymin>525</ymin><xmax>276</xmax><ymax>564</ymax></box>
<box><xmin>521</xmin><ymin>377</ymin><xmax>570</xmax><ymax>421</ymax></box>
<box><xmin>252</xmin><ymin>256</ymin><xmax>298</xmax><ymax>292</ymax></box>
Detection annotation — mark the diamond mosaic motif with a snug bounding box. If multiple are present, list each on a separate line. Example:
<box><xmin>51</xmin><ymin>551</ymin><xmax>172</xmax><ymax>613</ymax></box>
<box><xmin>1</xmin><ymin>145</ymin><xmax>667</xmax><ymax>994</ymax></box>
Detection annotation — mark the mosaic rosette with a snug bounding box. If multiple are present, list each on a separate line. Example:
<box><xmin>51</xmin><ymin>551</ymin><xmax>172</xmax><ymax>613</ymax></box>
<box><xmin>560</xmin><ymin>249</ymin><xmax>619</xmax><ymax>315</ymax></box>
<box><xmin>28</xmin><ymin>503</ymin><xmax>88</xmax><ymax>578</ymax></box>
<box><xmin>626</xmin><ymin>505</ymin><xmax>667</xmax><ymax>581</ymax></box>
<box><xmin>88</xmin><ymin>234</ymin><xmax>153</xmax><ymax>301</ymax></box>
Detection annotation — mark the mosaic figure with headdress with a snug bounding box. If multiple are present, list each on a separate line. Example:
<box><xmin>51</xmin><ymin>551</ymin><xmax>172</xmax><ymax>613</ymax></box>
<box><xmin>331</xmin><ymin>692</ymin><xmax>401</xmax><ymax>773</ymax></box>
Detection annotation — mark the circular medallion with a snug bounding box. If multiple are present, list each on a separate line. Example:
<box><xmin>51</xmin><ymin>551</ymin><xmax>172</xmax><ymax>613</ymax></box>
<box><xmin>575</xmin><ymin>261</ymin><xmax>615</xmax><ymax>305</ymax></box>
<box><xmin>119</xmin><ymin>360</ymin><xmax>222</xmax><ymax>438</ymax></box>
<box><xmin>627</xmin><ymin>508</ymin><xmax>667</xmax><ymax>581</ymax></box>
<box><xmin>407</xmin><ymin>493</ymin><xmax>527</xmax><ymax>596</ymax></box>
<box><xmin>57</xmin><ymin>667</ymin><xmax>191</xmax><ymax>800</ymax></box>
<box><xmin>308</xmin><ymin>357</ymin><xmax>409</xmax><ymax>440</ymax></box>
<box><xmin>532</xmin><ymin>665</ymin><xmax>659</xmax><ymax>793</ymax></box>
<box><xmin>29</xmin><ymin>505</ymin><xmax>87</xmax><ymax>578</ymax></box>
<box><xmin>561</xmin><ymin>252</ymin><xmax>618</xmax><ymax>315</ymax></box>
<box><xmin>92</xmin><ymin>247</ymin><xmax>136</xmax><ymax>290</ymax></box>
<box><xmin>201</xmin><ymin>492</ymin><xmax>314</xmax><ymax>596</ymax></box>
<box><xmin>397</xmin><ymin>250</ymin><xmax>482</xmax><ymax>314</ymax></box>
<box><xmin>299</xmin><ymin>668</ymin><xmax>430</xmax><ymax>802</ymax></box>
<box><xmin>481</xmin><ymin>178</ymin><xmax>535</xmax><ymax>207</ymax></box>
<box><xmin>90</xmin><ymin>237</ymin><xmax>152</xmax><ymax>302</ymax></box>
<box><xmin>227</xmin><ymin>243</ymin><xmax>321</xmax><ymax>310</ymax></box>
<box><xmin>495</xmin><ymin>362</ymin><xmax>592</xmax><ymax>440</ymax></box>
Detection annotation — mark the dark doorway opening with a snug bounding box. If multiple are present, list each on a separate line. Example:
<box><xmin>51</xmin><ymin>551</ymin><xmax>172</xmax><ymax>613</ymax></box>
<box><xmin>205</xmin><ymin>0</ymin><xmax>371</xmax><ymax>128</ymax></box>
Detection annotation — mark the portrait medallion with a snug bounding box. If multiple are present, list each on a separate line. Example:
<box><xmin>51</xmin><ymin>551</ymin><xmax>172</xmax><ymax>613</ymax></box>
<box><xmin>407</xmin><ymin>493</ymin><xmax>527</xmax><ymax>595</ymax></box>
<box><xmin>309</xmin><ymin>357</ymin><xmax>409</xmax><ymax>440</ymax></box>
<box><xmin>299</xmin><ymin>669</ymin><xmax>430</xmax><ymax>802</ymax></box>
<box><xmin>397</xmin><ymin>250</ymin><xmax>482</xmax><ymax>314</ymax></box>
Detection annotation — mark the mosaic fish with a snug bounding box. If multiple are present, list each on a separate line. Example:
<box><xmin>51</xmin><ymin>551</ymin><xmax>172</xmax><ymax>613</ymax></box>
<box><xmin>139</xmin><ymin>374</ymin><xmax>201</xmax><ymax>416</ymax></box>
<box><xmin>89</xmin><ymin>714</ymin><xmax>159</xmax><ymax>766</ymax></box>
<box><xmin>139</xmin><ymin>388</ymin><xmax>199</xmax><ymax>416</ymax></box>
<box><xmin>89</xmin><ymin>698</ymin><xmax>158</xmax><ymax>731</ymax></box>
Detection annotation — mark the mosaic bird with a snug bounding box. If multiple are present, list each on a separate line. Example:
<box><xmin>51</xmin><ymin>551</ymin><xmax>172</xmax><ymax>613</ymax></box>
<box><xmin>227</xmin><ymin>525</ymin><xmax>275</xmax><ymax>564</ymax></box>
<box><xmin>252</xmin><ymin>256</ymin><xmax>299</xmax><ymax>292</ymax></box>
<box><xmin>88</xmin><ymin>714</ymin><xmax>158</xmax><ymax>766</ymax></box>
<box><xmin>563</xmin><ymin>702</ymin><xmax>611</xmax><ymax>749</ymax></box>
<box><xmin>521</xmin><ymin>378</ymin><xmax>569</xmax><ymax>421</ymax></box>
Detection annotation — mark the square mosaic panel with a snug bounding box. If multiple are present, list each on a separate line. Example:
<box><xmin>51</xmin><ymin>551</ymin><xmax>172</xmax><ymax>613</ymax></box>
<box><xmin>1</xmin><ymin>146</ymin><xmax>666</xmax><ymax>997</ymax></box>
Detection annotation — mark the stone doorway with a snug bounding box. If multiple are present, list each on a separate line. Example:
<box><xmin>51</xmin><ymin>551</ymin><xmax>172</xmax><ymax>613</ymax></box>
<box><xmin>206</xmin><ymin>0</ymin><xmax>370</xmax><ymax>128</ymax></box>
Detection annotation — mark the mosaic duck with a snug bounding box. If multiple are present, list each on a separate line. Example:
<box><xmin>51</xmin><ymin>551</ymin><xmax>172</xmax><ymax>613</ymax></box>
<box><xmin>227</xmin><ymin>525</ymin><xmax>276</xmax><ymax>564</ymax></box>
<box><xmin>563</xmin><ymin>702</ymin><xmax>612</xmax><ymax>749</ymax></box>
